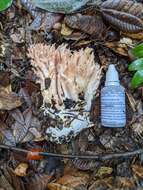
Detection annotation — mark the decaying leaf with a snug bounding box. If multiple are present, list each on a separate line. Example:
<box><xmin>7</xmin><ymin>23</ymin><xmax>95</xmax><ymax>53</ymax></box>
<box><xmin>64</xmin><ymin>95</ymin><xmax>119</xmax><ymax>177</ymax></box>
<box><xmin>101</xmin><ymin>0</ymin><xmax>143</xmax><ymax>20</ymax></box>
<box><xmin>116</xmin><ymin>177</ymin><xmax>135</xmax><ymax>189</ymax></box>
<box><xmin>132</xmin><ymin>164</ymin><xmax>143</xmax><ymax>178</ymax></box>
<box><xmin>14</xmin><ymin>163</ymin><xmax>28</xmax><ymax>177</ymax></box>
<box><xmin>28</xmin><ymin>43</ymin><xmax>102</xmax><ymax>143</ymax></box>
<box><xmin>65</xmin><ymin>14</ymin><xmax>106</xmax><ymax>36</ymax></box>
<box><xmin>89</xmin><ymin>177</ymin><xmax>114</xmax><ymax>190</ymax></box>
<box><xmin>0</xmin><ymin>86</ymin><xmax>22</xmax><ymax>110</ymax></box>
<box><xmin>10</xmin><ymin>108</ymin><xmax>41</xmax><ymax>143</ymax></box>
<box><xmin>105</xmin><ymin>37</ymin><xmax>133</xmax><ymax>56</ymax></box>
<box><xmin>122</xmin><ymin>31</ymin><xmax>143</xmax><ymax>40</ymax></box>
<box><xmin>48</xmin><ymin>183</ymin><xmax>74</xmax><ymax>190</ymax></box>
<box><xmin>20</xmin><ymin>0</ymin><xmax>63</xmax><ymax>31</ymax></box>
<box><xmin>57</xmin><ymin>173</ymin><xmax>89</xmax><ymax>187</ymax></box>
<box><xmin>25</xmin><ymin>173</ymin><xmax>52</xmax><ymax>190</ymax></box>
<box><xmin>31</xmin><ymin>0</ymin><xmax>89</xmax><ymax>14</ymax></box>
<box><xmin>61</xmin><ymin>23</ymin><xmax>73</xmax><ymax>36</ymax></box>
<box><xmin>48</xmin><ymin>172</ymin><xmax>89</xmax><ymax>190</ymax></box>
<box><xmin>101</xmin><ymin>9</ymin><xmax>143</xmax><ymax>33</ymax></box>
<box><xmin>95</xmin><ymin>166</ymin><xmax>113</xmax><ymax>177</ymax></box>
<box><xmin>0</xmin><ymin>165</ymin><xmax>25</xmax><ymax>190</ymax></box>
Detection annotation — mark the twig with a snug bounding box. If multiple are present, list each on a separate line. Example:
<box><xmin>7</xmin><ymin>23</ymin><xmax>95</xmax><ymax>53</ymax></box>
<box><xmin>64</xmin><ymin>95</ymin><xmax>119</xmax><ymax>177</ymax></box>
<box><xmin>0</xmin><ymin>144</ymin><xmax>143</xmax><ymax>161</ymax></box>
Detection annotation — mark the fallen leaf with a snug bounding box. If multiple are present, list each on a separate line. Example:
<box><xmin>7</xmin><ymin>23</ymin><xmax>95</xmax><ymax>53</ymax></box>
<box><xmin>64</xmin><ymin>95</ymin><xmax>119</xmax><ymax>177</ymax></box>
<box><xmin>21</xmin><ymin>0</ymin><xmax>63</xmax><ymax>31</ymax></box>
<box><xmin>57</xmin><ymin>175</ymin><xmax>88</xmax><ymax>188</ymax></box>
<box><xmin>116</xmin><ymin>177</ymin><xmax>135</xmax><ymax>188</ymax></box>
<box><xmin>31</xmin><ymin>0</ymin><xmax>89</xmax><ymax>14</ymax></box>
<box><xmin>101</xmin><ymin>9</ymin><xmax>143</xmax><ymax>33</ymax></box>
<box><xmin>89</xmin><ymin>177</ymin><xmax>114</xmax><ymax>190</ymax></box>
<box><xmin>26</xmin><ymin>173</ymin><xmax>52</xmax><ymax>190</ymax></box>
<box><xmin>65</xmin><ymin>14</ymin><xmax>106</xmax><ymax>37</ymax></box>
<box><xmin>122</xmin><ymin>32</ymin><xmax>143</xmax><ymax>40</ymax></box>
<box><xmin>105</xmin><ymin>41</ymin><xmax>129</xmax><ymax>56</ymax></box>
<box><xmin>101</xmin><ymin>0</ymin><xmax>143</xmax><ymax>20</ymax></box>
<box><xmin>132</xmin><ymin>164</ymin><xmax>143</xmax><ymax>178</ymax></box>
<box><xmin>14</xmin><ymin>163</ymin><xmax>28</xmax><ymax>177</ymax></box>
<box><xmin>10</xmin><ymin>108</ymin><xmax>41</xmax><ymax>143</ymax></box>
<box><xmin>61</xmin><ymin>23</ymin><xmax>73</xmax><ymax>36</ymax></box>
<box><xmin>95</xmin><ymin>166</ymin><xmax>113</xmax><ymax>177</ymax></box>
<box><xmin>48</xmin><ymin>183</ymin><xmax>74</xmax><ymax>190</ymax></box>
<box><xmin>0</xmin><ymin>86</ymin><xmax>22</xmax><ymax>110</ymax></box>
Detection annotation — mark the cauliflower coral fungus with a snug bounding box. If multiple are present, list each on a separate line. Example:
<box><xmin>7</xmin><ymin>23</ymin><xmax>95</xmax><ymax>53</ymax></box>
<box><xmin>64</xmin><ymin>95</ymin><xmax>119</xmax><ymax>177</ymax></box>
<box><xmin>28</xmin><ymin>43</ymin><xmax>102</xmax><ymax>143</ymax></box>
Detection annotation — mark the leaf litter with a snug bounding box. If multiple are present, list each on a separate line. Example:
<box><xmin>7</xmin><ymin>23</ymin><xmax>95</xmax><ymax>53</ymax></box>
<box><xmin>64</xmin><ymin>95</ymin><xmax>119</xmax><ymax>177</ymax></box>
<box><xmin>1</xmin><ymin>0</ymin><xmax>143</xmax><ymax>190</ymax></box>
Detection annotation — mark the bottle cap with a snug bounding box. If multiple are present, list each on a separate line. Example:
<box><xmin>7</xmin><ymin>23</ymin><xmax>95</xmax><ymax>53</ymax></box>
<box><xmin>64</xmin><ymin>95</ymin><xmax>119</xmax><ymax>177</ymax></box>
<box><xmin>105</xmin><ymin>64</ymin><xmax>120</xmax><ymax>86</ymax></box>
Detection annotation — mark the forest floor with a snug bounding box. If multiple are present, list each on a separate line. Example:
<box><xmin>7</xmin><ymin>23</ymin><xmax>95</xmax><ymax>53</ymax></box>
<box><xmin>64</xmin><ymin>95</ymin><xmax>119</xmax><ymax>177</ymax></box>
<box><xmin>0</xmin><ymin>0</ymin><xmax>143</xmax><ymax>189</ymax></box>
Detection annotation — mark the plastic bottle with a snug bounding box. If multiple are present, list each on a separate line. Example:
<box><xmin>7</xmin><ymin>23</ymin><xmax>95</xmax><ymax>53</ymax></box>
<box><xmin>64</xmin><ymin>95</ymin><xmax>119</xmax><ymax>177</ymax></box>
<box><xmin>101</xmin><ymin>64</ymin><xmax>126</xmax><ymax>127</ymax></box>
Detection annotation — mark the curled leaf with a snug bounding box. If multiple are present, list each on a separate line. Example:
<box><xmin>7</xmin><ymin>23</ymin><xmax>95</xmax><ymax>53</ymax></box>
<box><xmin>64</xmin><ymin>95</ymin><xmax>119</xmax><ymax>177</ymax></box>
<box><xmin>128</xmin><ymin>58</ymin><xmax>143</xmax><ymax>71</ymax></box>
<box><xmin>131</xmin><ymin>70</ymin><xmax>143</xmax><ymax>88</ymax></box>
<box><xmin>101</xmin><ymin>9</ymin><xmax>143</xmax><ymax>33</ymax></box>
<box><xmin>61</xmin><ymin>23</ymin><xmax>73</xmax><ymax>36</ymax></box>
<box><xmin>14</xmin><ymin>163</ymin><xmax>28</xmax><ymax>177</ymax></box>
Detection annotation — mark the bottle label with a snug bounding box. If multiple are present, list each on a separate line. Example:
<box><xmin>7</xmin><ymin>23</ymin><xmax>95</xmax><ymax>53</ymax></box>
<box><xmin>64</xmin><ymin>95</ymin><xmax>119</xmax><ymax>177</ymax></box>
<box><xmin>101</xmin><ymin>89</ymin><xmax>126</xmax><ymax>127</ymax></box>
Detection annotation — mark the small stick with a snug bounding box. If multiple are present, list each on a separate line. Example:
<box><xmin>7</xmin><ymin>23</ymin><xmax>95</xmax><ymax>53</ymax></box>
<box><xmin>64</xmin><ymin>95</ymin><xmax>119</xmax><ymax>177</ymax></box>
<box><xmin>0</xmin><ymin>144</ymin><xmax>142</xmax><ymax>161</ymax></box>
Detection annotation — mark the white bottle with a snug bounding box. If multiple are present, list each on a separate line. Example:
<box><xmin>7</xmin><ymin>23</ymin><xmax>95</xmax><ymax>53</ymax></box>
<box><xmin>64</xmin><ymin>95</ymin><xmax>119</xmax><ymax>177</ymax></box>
<box><xmin>101</xmin><ymin>64</ymin><xmax>126</xmax><ymax>127</ymax></box>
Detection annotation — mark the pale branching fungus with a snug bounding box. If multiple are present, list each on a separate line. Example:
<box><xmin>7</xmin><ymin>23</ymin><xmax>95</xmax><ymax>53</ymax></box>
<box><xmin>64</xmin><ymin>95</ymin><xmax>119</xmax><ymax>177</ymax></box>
<box><xmin>28</xmin><ymin>43</ymin><xmax>102</xmax><ymax>143</ymax></box>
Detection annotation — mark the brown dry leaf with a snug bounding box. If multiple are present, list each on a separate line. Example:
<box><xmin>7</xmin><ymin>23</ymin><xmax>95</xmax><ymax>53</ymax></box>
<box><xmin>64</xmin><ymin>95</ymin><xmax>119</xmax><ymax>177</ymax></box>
<box><xmin>0</xmin><ymin>86</ymin><xmax>22</xmax><ymax>110</ymax></box>
<box><xmin>26</xmin><ymin>173</ymin><xmax>52</xmax><ymax>190</ymax></box>
<box><xmin>101</xmin><ymin>9</ymin><xmax>143</xmax><ymax>33</ymax></box>
<box><xmin>47</xmin><ymin>183</ymin><xmax>74</xmax><ymax>190</ymax></box>
<box><xmin>74</xmin><ymin>40</ymin><xmax>92</xmax><ymax>47</ymax></box>
<box><xmin>61</xmin><ymin>23</ymin><xmax>73</xmax><ymax>36</ymax></box>
<box><xmin>63</xmin><ymin>32</ymin><xmax>88</xmax><ymax>41</ymax></box>
<box><xmin>132</xmin><ymin>164</ymin><xmax>143</xmax><ymax>178</ymax></box>
<box><xmin>122</xmin><ymin>31</ymin><xmax>143</xmax><ymax>40</ymax></box>
<box><xmin>65</xmin><ymin>14</ymin><xmax>106</xmax><ymax>37</ymax></box>
<box><xmin>116</xmin><ymin>177</ymin><xmax>135</xmax><ymax>189</ymax></box>
<box><xmin>126</xmin><ymin>91</ymin><xmax>137</xmax><ymax>112</ymax></box>
<box><xmin>14</xmin><ymin>163</ymin><xmax>28</xmax><ymax>177</ymax></box>
<box><xmin>57</xmin><ymin>174</ymin><xmax>89</xmax><ymax>188</ymax></box>
<box><xmin>48</xmin><ymin>171</ymin><xmax>89</xmax><ymax>190</ymax></box>
<box><xmin>104</xmin><ymin>41</ymin><xmax>129</xmax><ymax>56</ymax></box>
<box><xmin>0</xmin><ymin>72</ymin><xmax>10</xmax><ymax>87</ymax></box>
<box><xmin>89</xmin><ymin>177</ymin><xmax>114</xmax><ymax>190</ymax></box>
<box><xmin>101</xmin><ymin>0</ymin><xmax>143</xmax><ymax>20</ymax></box>
<box><xmin>95</xmin><ymin>166</ymin><xmax>113</xmax><ymax>177</ymax></box>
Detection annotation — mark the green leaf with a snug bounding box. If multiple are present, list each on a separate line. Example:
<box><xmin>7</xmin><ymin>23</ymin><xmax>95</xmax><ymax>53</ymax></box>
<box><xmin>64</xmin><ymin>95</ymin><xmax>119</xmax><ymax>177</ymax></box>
<box><xmin>131</xmin><ymin>43</ymin><xmax>143</xmax><ymax>58</ymax></box>
<box><xmin>131</xmin><ymin>70</ymin><xmax>143</xmax><ymax>88</ymax></box>
<box><xmin>0</xmin><ymin>0</ymin><xmax>13</xmax><ymax>12</ymax></box>
<box><xmin>128</xmin><ymin>58</ymin><xmax>143</xmax><ymax>71</ymax></box>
